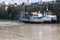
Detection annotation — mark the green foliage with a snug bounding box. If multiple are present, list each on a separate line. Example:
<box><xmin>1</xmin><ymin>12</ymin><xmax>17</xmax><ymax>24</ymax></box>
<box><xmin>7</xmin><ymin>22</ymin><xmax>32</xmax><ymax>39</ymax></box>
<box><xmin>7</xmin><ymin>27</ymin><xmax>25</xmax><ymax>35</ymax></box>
<box><xmin>56</xmin><ymin>0</ymin><xmax>60</xmax><ymax>2</ymax></box>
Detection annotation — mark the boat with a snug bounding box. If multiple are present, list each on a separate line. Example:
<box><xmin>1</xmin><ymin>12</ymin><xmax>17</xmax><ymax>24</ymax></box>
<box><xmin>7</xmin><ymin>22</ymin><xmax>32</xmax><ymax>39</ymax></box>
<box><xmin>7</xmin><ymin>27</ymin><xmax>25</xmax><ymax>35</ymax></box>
<box><xmin>20</xmin><ymin>11</ymin><xmax>57</xmax><ymax>23</ymax></box>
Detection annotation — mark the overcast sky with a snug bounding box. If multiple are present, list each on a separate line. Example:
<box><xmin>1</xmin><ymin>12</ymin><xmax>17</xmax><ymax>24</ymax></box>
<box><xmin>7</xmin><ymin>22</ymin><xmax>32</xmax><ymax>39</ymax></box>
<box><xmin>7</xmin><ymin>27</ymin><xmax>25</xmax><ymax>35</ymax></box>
<box><xmin>0</xmin><ymin>0</ymin><xmax>55</xmax><ymax>4</ymax></box>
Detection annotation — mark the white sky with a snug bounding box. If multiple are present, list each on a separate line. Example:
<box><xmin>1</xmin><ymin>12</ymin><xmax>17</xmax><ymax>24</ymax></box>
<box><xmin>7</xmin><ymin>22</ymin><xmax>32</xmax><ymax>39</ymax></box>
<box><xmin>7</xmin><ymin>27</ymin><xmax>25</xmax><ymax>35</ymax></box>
<box><xmin>0</xmin><ymin>0</ymin><xmax>55</xmax><ymax>4</ymax></box>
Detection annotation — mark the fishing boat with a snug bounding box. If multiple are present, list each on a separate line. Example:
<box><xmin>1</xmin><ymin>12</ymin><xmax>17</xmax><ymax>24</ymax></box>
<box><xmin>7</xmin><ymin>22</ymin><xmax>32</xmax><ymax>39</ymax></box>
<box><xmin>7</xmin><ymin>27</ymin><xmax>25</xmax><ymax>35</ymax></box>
<box><xmin>20</xmin><ymin>11</ymin><xmax>57</xmax><ymax>23</ymax></box>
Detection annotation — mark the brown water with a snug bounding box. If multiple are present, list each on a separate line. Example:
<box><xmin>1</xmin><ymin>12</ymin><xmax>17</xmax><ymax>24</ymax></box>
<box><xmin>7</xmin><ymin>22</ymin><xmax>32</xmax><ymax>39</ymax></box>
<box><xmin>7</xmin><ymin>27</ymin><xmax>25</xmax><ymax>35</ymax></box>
<box><xmin>0</xmin><ymin>23</ymin><xmax>60</xmax><ymax>40</ymax></box>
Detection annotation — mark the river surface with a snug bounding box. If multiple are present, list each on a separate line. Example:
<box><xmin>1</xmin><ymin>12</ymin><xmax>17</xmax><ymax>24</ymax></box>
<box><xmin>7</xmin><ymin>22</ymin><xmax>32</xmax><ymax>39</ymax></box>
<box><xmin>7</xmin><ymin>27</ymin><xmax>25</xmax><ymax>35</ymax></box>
<box><xmin>0</xmin><ymin>20</ymin><xmax>60</xmax><ymax>40</ymax></box>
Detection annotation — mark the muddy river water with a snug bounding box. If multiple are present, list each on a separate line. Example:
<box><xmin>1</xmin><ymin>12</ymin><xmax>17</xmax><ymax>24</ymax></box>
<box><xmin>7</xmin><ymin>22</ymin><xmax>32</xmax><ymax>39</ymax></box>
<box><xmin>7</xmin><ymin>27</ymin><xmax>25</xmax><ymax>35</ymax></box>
<box><xmin>0</xmin><ymin>20</ymin><xmax>60</xmax><ymax>40</ymax></box>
